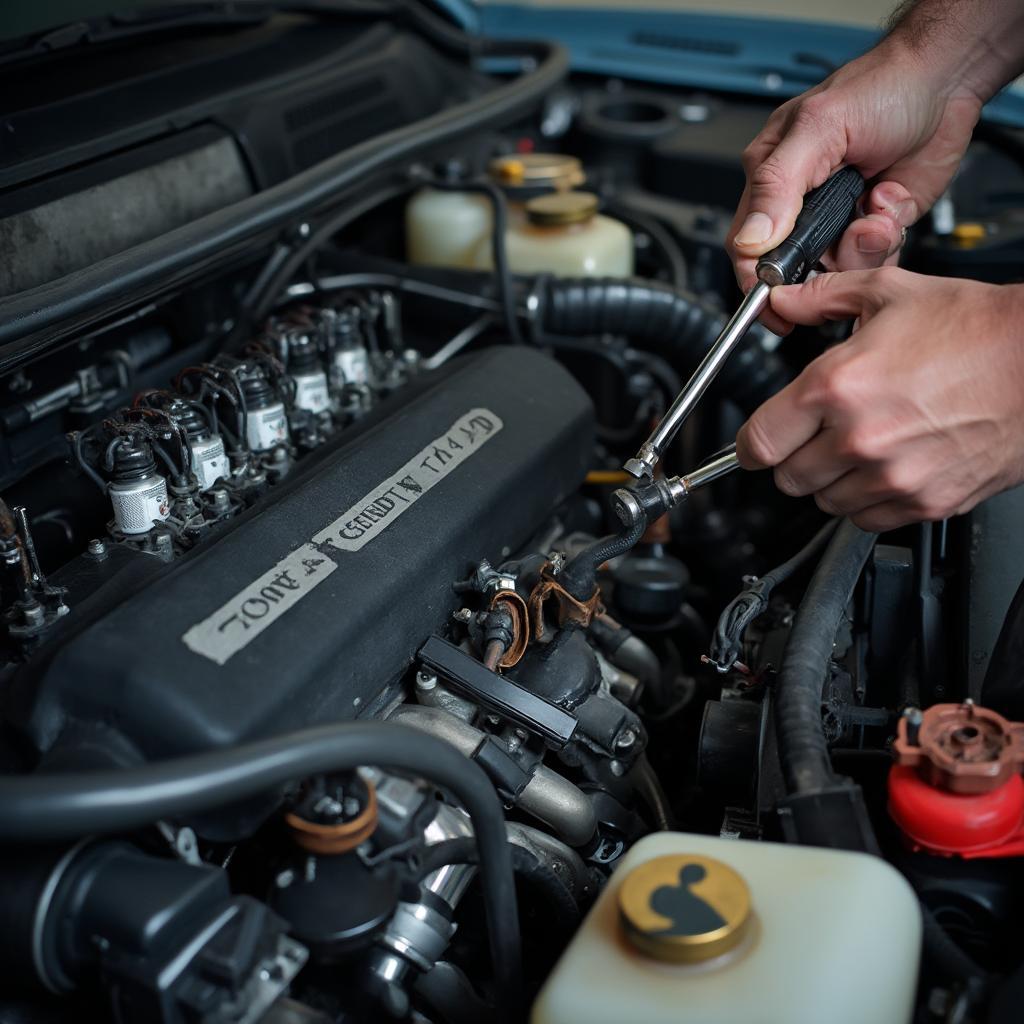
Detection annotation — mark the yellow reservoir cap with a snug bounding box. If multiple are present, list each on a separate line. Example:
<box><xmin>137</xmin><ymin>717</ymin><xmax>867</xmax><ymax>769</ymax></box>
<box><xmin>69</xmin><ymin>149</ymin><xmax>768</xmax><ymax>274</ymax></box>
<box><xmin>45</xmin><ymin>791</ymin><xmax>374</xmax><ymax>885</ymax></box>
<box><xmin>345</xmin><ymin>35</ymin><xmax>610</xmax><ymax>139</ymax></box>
<box><xmin>617</xmin><ymin>854</ymin><xmax>752</xmax><ymax>963</ymax></box>
<box><xmin>952</xmin><ymin>222</ymin><xmax>986</xmax><ymax>245</ymax></box>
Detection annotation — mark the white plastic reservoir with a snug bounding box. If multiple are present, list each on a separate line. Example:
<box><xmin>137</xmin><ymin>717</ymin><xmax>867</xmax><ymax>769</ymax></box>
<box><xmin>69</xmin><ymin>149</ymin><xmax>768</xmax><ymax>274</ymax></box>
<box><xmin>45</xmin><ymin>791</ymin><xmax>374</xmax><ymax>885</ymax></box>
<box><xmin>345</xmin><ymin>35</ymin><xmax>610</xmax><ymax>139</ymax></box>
<box><xmin>405</xmin><ymin>188</ymin><xmax>493</xmax><ymax>269</ymax></box>
<box><xmin>532</xmin><ymin>832</ymin><xmax>921</xmax><ymax>1024</ymax></box>
<box><xmin>472</xmin><ymin>191</ymin><xmax>633</xmax><ymax>278</ymax></box>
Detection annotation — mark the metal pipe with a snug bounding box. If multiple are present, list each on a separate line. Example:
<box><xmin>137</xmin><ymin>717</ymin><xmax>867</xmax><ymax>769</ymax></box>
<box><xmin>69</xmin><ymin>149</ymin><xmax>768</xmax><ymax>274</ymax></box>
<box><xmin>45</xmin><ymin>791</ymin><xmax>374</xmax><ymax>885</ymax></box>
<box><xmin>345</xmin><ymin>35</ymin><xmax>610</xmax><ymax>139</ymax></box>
<box><xmin>387</xmin><ymin>705</ymin><xmax>598</xmax><ymax>847</ymax></box>
<box><xmin>677</xmin><ymin>444</ymin><xmax>740</xmax><ymax>493</ymax></box>
<box><xmin>627</xmin><ymin>280</ymin><xmax>770</xmax><ymax>478</ymax></box>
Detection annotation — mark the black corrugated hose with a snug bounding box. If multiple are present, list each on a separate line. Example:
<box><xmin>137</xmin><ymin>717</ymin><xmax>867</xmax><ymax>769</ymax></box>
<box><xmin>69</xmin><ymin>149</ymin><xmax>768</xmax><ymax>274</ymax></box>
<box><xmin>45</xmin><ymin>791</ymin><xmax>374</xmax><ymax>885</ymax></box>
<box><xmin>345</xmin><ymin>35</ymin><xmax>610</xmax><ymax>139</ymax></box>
<box><xmin>0</xmin><ymin>721</ymin><xmax>523</xmax><ymax>1017</ymax></box>
<box><xmin>771</xmin><ymin>519</ymin><xmax>991</xmax><ymax>989</ymax></box>
<box><xmin>774</xmin><ymin>518</ymin><xmax>877</xmax><ymax>795</ymax></box>
<box><xmin>534</xmin><ymin>277</ymin><xmax>791</xmax><ymax>415</ymax></box>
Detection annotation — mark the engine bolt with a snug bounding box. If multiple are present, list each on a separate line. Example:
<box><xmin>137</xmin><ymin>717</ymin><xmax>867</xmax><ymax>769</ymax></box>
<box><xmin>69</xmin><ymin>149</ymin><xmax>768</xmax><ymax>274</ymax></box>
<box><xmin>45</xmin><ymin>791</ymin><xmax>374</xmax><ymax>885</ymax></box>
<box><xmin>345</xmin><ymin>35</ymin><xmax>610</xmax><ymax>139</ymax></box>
<box><xmin>87</xmin><ymin>538</ymin><xmax>108</xmax><ymax>559</ymax></box>
<box><xmin>209</xmin><ymin>489</ymin><xmax>230</xmax><ymax>514</ymax></box>
<box><xmin>616</xmin><ymin>728</ymin><xmax>637</xmax><ymax>751</ymax></box>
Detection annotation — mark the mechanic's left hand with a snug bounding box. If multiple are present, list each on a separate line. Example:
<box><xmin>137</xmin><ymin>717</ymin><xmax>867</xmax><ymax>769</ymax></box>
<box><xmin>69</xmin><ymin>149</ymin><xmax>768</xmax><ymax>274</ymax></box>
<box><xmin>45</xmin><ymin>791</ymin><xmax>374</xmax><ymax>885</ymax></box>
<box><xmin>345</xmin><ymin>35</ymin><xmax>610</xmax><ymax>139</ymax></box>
<box><xmin>734</xmin><ymin>267</ymin><xmax>1024</xmax><ymax>532</ymax></box>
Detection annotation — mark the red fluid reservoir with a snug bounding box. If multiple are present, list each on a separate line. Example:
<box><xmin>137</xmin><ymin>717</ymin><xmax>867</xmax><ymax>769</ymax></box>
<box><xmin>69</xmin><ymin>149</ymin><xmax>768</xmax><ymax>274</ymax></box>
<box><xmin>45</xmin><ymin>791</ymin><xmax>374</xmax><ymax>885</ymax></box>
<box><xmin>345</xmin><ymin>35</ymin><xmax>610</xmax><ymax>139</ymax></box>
<box><xmin>888</xmin><ymin>702</ymin><xmax>1024</xmax><ymax>859</ymax></box>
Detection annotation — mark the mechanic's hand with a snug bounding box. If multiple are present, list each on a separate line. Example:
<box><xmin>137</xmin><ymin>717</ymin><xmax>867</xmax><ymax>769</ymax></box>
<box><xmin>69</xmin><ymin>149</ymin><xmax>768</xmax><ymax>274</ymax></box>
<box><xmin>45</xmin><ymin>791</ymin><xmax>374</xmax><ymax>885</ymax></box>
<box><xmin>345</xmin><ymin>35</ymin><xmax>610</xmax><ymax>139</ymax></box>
<box><xmin>735</xmin><ymin>269</ymin><xmax>1024</xmax><ymax>532</ymax></box>
<box><xmin>728</xmin><ymin>39</ymin><xmax>983</xmax><ymax>333</ymax></box>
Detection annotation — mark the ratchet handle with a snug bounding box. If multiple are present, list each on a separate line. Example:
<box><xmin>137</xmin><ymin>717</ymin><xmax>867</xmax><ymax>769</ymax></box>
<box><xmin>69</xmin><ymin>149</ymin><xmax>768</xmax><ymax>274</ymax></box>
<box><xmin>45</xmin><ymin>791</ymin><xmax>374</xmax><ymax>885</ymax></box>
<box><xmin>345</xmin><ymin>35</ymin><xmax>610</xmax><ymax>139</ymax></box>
<box><xmin>756</xmin><ymin>166</ymin><xmax>865</xmax><ymax>286</ymax></box>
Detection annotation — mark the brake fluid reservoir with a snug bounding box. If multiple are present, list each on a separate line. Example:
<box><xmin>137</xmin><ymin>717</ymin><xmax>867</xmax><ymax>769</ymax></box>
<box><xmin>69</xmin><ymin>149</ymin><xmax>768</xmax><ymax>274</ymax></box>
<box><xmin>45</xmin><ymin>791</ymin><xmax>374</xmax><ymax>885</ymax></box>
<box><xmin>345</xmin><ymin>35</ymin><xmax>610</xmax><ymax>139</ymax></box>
<box><xmin>532</xmin><ymin>832</ymin><xmax>920</xmax><ymax>1024</ymax></box>
<box><xmin>472</xmin><ymin>191</ymin><xmax>633</xmax><ymax>278</ymax></box>
<box><xmin>406</xmin><ymin>154</ymin><xmax>585</xmax><ymax>270</ymax></box>
<box><xmin>406</xmin><ymin>188</ymin><xmax>493</xmax><ymax>269</ymax></box>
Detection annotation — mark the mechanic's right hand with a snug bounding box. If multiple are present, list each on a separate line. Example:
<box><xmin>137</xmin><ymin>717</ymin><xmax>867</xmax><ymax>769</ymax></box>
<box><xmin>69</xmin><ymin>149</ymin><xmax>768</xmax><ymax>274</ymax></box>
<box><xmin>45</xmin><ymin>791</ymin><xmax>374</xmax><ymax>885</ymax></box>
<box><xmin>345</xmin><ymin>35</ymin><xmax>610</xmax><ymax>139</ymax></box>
<box><xmin>728</xmin><ymin>37</ymin><xmax>984</xmax><ymax>334</ymax></box>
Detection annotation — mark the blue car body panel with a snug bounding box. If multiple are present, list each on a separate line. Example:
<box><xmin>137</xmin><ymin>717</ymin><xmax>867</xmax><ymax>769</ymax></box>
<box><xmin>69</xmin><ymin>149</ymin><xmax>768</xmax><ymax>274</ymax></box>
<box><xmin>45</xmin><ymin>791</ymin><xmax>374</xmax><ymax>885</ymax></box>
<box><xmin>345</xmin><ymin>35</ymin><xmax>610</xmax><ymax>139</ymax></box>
<box><xmin>431</xmin><ymin>2</ymin><xmax>1024</xmax><ymax>127</ymax></box>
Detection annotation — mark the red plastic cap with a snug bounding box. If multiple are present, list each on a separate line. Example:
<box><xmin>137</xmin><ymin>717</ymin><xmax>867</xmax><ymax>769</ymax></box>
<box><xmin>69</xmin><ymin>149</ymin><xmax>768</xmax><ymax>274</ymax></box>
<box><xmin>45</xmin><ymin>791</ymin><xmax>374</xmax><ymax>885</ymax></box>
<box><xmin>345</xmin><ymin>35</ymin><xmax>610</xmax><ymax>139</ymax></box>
<box><xmin>888</xmin><ymin>764</ymin><xmax>1024</xmax><ymax>858</ymax></box>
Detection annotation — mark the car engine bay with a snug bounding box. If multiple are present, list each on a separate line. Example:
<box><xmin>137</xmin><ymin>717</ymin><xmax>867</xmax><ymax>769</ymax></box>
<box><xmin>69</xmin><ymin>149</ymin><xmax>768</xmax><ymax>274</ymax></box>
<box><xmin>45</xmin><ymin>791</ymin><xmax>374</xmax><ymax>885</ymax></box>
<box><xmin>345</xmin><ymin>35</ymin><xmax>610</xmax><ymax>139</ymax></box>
<box><xmin>1</xmin><ymin>4</ymin><xmax>1024</xmax><ymax>1023</ymax></box>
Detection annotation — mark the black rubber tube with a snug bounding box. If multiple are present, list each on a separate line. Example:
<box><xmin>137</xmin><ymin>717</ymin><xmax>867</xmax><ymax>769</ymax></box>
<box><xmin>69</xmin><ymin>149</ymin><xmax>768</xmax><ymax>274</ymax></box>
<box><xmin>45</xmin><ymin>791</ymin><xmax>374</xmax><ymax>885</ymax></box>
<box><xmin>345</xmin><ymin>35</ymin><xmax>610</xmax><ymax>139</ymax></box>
<box><xmin>418</xmin><ymin>836</ymin><xmax>580</xmax><ymax>930</ymax></box>
<box><xmin>559</xmin><ymin>515</ymin><xmax>647</xmax><ymax>602</ymax></box>
<box><xmin>234</xmin><ymin>179</ymin><xmax>415</xmax><ymax>342</ymax></box>
<box><xmin>0</xmin><ymin>721</ymin><xmax>522</xmax><ymax>1012</ymax></box>
<box><xmin>774</xmin><ymin>519</ymin><xmax>877</xmax><ymax>795</ymax></box>
<box><xmin>709</xmin><ymin>517</ymin><xmax>839</xmax><ymax>671</ymax></box>
<box><xmin>536</xmin><ymin>277</ymin><xmax>791</xmax><ymax>415</ymax></box>
<box><xmin>423</xmin><ymin>178</ymin><xmax>525</xmax><ymax>347</ymax></box>
<box><xmin>0</xmin><ymin>11</ymin><xmax>569</xmax><ymax>367</ymax></box>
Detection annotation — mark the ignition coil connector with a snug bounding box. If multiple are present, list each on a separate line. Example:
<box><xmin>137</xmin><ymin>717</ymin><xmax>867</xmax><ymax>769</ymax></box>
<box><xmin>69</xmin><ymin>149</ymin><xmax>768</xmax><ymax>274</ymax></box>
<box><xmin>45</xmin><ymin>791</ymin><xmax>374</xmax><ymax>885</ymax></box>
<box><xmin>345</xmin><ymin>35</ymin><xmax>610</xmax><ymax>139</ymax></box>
<box><xmin>107</xmin><ymin>438</ymin><xmax>170</xmax><ymax>537</ymax></box>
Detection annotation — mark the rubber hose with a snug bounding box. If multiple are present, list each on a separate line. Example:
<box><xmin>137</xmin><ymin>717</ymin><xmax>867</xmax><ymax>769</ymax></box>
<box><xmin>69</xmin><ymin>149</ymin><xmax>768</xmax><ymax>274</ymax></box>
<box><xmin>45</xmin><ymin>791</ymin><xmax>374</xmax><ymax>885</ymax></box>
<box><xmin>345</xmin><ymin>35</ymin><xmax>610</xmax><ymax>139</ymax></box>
<box><xmin>632</xmin><ymin>753</ymin><xmax>675</xmax><ymax>831</ymax></box>
<box><xmin>236</xmin><ymin>180</ymin><xmax>414</xmax><ymax>340</ymax></box>
<box><xmin>0</xmin><ymin>20</ymin><xmax>568</xmax><ymax>360</ymax></box>
<box><xmin>536</xmin><ymin>277</ymin><xmax>790</xmax><ymax>414</ymax></box>
<box><xmin>0</xmin><ymin>721</ymin><xmax>522</xmax><ymax>1014</ymax></box>
<box><xmin>774</xmin><ymin>519</ymin><xmax>877</xmax><ymax>795</ymax></box>
<box><xmin>423</xmin><ymin>179</ymin><xmax>525</xmax><ymax>347</ymax></box>
<box><xmin>418</xmin><ymin>836</ymin><xmax>580</xmax><ymax>931</ymax></box>
<box><xmin>559</xmin><ymin>514</ymin><xmax>647</xmax><ymax>602</ymax></box>
<box><xmin>920</xmin><ymin>902</ymin><xmax>992</xmax><ymax>988</ymax></box>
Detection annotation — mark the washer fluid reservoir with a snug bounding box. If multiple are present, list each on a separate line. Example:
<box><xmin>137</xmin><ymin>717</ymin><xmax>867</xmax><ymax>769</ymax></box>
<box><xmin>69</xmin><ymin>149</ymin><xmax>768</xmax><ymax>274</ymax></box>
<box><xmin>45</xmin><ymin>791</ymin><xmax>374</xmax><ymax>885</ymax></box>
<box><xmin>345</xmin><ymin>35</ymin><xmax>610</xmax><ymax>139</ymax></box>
<box><xmin>405</xmin><ymin>154</ymin><xmax>585</xmax><ymax>270</ymax></box>
<box><xmin>472</xmin><ymin>191</ymin><xmax>633</xmax><ymax>278</ymax></box>
<box><xmin>531</xmin><ymin>832</ymin><xmax>921</xmax><ymax>1024</ymax></box>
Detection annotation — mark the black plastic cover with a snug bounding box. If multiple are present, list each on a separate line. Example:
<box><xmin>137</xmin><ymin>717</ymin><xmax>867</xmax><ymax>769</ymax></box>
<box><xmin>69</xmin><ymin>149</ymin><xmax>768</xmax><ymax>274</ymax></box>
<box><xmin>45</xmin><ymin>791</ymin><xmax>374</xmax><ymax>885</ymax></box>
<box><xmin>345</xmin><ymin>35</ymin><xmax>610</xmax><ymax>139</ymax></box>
<box><xmin>13</xmin><ymin>348</ymin><xmax>594</xmax><ymax>762</ymax></box>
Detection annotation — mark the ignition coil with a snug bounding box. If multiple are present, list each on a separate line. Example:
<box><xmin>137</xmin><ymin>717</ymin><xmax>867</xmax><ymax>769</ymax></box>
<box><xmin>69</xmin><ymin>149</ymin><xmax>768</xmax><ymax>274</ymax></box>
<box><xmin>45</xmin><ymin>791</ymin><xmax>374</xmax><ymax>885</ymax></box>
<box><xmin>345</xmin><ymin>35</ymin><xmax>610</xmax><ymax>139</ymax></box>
<box><xmin>239</xmin><ymin>366</ymin><xmax>289</xmax><ymax>453</ymax></box>
<box><xmin>107</xmin><ymin>436</ymin><xmax>170</xmax><ymax>537</ymax></box>
<box><xmin>166</xmin><ymin>399</ymin><xmax>229</xmax><ymax>492</ymax></box>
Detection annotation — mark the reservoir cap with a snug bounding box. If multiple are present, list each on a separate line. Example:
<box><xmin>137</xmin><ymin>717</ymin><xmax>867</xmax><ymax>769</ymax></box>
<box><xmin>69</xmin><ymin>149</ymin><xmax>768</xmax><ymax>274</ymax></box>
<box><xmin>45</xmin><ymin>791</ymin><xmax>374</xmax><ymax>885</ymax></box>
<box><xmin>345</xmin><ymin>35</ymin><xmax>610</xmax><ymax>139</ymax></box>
<box><xmin>618</xmin><ymin>854</ymin><xmax>752</xmax><ymax>963</ymax></box>
<box><xmin>526</xmin><ymin>191</ymin><xmax>599</xmax><ymax>227</ymax></box>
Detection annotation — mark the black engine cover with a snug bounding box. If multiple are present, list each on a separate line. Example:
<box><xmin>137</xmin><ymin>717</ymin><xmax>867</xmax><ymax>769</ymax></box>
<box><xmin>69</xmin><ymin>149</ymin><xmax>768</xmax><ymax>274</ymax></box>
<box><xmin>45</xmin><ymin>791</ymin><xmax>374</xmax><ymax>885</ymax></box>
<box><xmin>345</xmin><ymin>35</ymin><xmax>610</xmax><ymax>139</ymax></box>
<box><xmin>12</xmin><ymin>348</ymin><xmax>593</xmax><ymax>764</ymax></box>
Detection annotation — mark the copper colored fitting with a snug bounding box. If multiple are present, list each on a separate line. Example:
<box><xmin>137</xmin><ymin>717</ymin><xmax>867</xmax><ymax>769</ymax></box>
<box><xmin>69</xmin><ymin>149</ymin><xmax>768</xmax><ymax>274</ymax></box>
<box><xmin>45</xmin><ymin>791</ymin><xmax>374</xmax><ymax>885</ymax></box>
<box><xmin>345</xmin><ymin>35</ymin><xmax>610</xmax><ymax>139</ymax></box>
<box><xmin>527</xmin><ymin>571</ymin><xmax>604</xmax><ymax>641</ymax></box>
<box><xmin>893</xmin><ymin>702</ymin><xmax>1024</xmax><ymax>795</ymax></box>
<box><xmin>285</xmin><ymin>781</ymin><xmax>379</xmax><ymax>855</ymax></box>
<box><xmin>490</xmin><ymin>589</ymin><xmax>530</xmax><ymax>669</ymax></box>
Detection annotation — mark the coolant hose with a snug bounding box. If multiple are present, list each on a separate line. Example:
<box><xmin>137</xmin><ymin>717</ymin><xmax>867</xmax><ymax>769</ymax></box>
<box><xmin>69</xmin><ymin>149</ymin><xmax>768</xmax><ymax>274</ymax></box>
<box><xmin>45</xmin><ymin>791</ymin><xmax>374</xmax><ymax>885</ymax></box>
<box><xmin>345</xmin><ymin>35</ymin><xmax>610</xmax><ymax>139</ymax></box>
<box><xmin>0</xmin><ymin>721</ymin><xmax>522</xmax><ymax>1012</ymax></box>
<box><xmin>774</xmin><ymin>519</ymin><xmax>877</xmax><ymax>795</ymax></box>
<box><xmin>535</xmin><ymin>277</ymin><xmax>791</xmax><ymax>414</ymax></box>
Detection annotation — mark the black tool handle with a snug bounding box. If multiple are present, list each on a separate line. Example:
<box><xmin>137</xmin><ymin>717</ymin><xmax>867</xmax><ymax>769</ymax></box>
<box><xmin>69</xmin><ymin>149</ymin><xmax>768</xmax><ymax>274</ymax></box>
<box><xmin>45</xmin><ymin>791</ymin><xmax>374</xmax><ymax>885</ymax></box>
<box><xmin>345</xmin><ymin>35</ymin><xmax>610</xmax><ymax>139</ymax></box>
<box><xmin>756</xmin><ymin>166</ymin><xmax>865</xmax><ymax>286</ymax></box>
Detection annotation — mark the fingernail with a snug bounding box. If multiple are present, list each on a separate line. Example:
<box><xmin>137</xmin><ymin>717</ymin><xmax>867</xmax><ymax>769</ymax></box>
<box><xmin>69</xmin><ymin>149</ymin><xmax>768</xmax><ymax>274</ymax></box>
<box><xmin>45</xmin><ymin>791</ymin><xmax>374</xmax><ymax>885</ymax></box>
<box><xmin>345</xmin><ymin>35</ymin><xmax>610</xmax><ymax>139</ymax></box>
<box><xmin>734</xmin><ymin>212</ymin><xmax>773</xmax><ymax>247</ymax></box>
<box><xmin>873</xmin><ymin>183</ymin><xmax>902</xmax><ymax>208</ymax></box>
<box><xmin>856</xmin><ymin>232</ymin><xmax>890</xmax><ymax>254</ymax></box>
<box><xmin>894</xmin><ymin>198</ymin><xmax>916</xmax><ymax>223</ymax></box>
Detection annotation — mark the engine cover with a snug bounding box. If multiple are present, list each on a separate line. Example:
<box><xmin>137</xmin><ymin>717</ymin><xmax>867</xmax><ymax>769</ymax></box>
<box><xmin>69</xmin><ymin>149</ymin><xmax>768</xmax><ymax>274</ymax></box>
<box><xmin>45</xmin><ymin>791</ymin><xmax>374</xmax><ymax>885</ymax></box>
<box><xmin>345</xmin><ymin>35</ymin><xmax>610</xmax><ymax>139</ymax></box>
<box><xmin>12</xmin><ymin>348</ymin><xmax>594</xmax><ymax>763</ymax></box>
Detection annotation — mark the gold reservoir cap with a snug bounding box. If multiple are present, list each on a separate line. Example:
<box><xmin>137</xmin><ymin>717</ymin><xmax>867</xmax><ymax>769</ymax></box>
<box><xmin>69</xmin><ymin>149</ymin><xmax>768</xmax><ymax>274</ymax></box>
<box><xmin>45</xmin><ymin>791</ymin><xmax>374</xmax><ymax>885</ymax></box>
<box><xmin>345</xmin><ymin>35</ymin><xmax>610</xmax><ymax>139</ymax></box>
<box><xmin>526</xmin><ymin>191</ymin><xmax>599</xmax><ymax>227</ymax></box>
<box><xmin>618</xmin><ymin>854</ymin><xmax>752</xmax><ymax>963</ymax></box>
<box><xmin>952</xmin><ymin>221</ymin><xmax>987</xmax><ymax>246</ymax></box>
<box><xmin>488</xmin><ymin>152</ymin><xmax>585</xmax><ymax>191</ymax></box>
